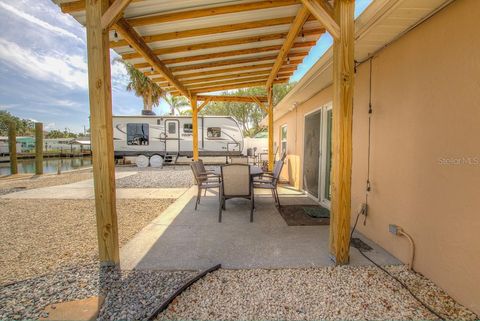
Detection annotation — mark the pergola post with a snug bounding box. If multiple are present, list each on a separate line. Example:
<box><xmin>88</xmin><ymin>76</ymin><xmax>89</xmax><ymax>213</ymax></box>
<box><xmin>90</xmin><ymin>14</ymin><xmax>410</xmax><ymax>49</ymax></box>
<box><xmin>8</xmin><ymin>122</ymin><xmax>17</xmax><ymax>175</ymax></box>
<box><xmin>35</xmin><ymin>122</ymin><xmax>44</xmax><ymax>175</ymax></box>
<box><xmin>86</xmin><ymin>0</ymin><xmax>119</xmax><ymax>265</ymax></box>
<box><xmin>267</xmin><ymin>86</ymin><xmax>274</xmax><ymax>171</ymax></box>
<box><xmin>191</xmin><ymin>95</ymin><xmax>199</xmax><ymax>160</ymax></box>
<box><xmin>329</xmin><ymin>0</ymin><xmax>355</xmax><ymax>265</ymax></box>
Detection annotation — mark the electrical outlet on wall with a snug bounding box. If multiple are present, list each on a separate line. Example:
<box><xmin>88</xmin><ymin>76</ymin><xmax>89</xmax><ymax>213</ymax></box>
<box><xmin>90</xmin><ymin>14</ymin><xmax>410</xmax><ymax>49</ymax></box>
<box><xmin>389</xmin><ymin>224</ymin><xmax>399</xmax><ymax>235</ymax></box>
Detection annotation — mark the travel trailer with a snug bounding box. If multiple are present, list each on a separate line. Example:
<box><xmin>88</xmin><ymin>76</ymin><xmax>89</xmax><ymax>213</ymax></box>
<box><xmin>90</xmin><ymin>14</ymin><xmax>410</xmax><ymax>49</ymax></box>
<box><xmin>113</xmin><ymin>115</ymin><xmax>243</xmax><ymax>162</ymax></box>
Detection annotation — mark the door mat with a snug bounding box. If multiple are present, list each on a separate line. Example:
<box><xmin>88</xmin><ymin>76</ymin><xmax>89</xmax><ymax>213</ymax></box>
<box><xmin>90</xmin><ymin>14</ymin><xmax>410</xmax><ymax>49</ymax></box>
<box><xmin>278</xmin><ymin>205</ymin><xmax>330</xmax><ymax>226</ymax></box>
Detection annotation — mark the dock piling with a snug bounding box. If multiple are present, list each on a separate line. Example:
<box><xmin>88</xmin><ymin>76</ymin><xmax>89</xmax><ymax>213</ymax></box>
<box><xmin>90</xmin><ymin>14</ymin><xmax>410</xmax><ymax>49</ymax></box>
<box><xmin>35</xmin><ymin>122</ymin><xmax>44</xmax><ymax>175</ymax></box>
<box><xmin>8</xmin><ymin>122</ymin><xmax>18</xmax><ymax>175</ymax></box>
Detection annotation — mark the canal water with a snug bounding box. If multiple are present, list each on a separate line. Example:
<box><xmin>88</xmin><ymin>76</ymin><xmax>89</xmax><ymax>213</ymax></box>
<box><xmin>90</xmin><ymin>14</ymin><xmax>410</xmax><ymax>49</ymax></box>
<box><xmin>0</xmin><ymin>157</ymin><xmax>92</xmax><ymax>176</ymax></box>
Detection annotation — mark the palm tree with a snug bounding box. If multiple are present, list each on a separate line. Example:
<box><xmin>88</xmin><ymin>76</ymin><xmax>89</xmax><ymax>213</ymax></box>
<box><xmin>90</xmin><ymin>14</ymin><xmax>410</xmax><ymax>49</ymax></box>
<box><xmin>115</xmin><ymin>58</ymin><xmax>164</xmax><ymax>113</ymax></box>
<box><xmin>164</xmin><ymin>94</ymin><xmax>190</xmax><ymax>115</ymax></box>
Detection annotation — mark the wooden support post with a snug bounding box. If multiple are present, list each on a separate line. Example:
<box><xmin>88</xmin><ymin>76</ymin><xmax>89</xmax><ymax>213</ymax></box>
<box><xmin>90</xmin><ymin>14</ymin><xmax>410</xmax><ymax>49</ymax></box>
<box><xmin>329</xmin><ymin>0</ymin><xmax>355</xmax><ymax>265</ymax></box>
<box><xmin>86</xmin><ymin>0</ymin><xmax>119</xmax><ymax>265</ymax></box>
<box><xmin>8</xmin><ymin>122</ymin><xmax>17</xmax><ymax>175</ymax></box>
<box><xmin>191</xmin><ymin>95</ymin><xmax>199</xmax><ymax>160</ymax></box>
<box><xmin>267</xmin><ymin>87</ymin><xmax>274</xmax><ymax>171</ymax></box>
<box><xmin>35</xmin><ymin>122</ymin><xmax>44</xmax><ymax>175</ymax></box>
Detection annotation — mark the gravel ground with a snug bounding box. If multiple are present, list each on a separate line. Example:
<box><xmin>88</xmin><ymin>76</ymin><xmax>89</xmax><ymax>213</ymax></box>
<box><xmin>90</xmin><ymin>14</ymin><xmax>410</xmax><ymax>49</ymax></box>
<box><xmin>158</xmin><ymin>266</ymin><xmax>478</xmax><ymax>321</ymax></box>
<box><xmin>0</xmin><ymin>263</ymin><xmax>195</xmax><ymax>320</ymax></box>
<box><xmin>116</xmin><ymin>165</ymin><xmax>216</xmax><ymax>188</ymax></box>
<box><xmin>0</xmin><ymin>199</ymin><xmax>174</xmax><ymax>284</ymax></box>
<box><xmin>0</xmin><ymin>169</ymin><xmax>93</xmax><ymax>195</ymax></box>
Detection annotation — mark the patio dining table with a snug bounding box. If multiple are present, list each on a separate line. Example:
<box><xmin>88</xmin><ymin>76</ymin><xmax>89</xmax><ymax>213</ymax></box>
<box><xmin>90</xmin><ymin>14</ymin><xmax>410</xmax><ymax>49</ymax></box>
<box><xmin>213</xmin><ymin>165</ymin><xmax>263</xmax><ymax>177</ymax></box>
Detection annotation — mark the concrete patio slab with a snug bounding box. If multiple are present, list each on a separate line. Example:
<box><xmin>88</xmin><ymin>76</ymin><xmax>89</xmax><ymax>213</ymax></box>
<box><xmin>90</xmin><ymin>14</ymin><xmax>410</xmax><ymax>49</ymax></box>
<box><xmin>120</xmin><ymin>186</ymin><xmax>400</xmax><ymax>270</ymax></box>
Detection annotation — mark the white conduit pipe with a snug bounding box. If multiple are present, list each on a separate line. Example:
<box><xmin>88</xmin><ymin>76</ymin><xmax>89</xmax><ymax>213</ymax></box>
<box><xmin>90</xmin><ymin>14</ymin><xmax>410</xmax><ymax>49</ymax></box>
<box><xmin>397</xmin><ymin>227</ymin><xmax>415</xmax><ymax>271</ymax></box>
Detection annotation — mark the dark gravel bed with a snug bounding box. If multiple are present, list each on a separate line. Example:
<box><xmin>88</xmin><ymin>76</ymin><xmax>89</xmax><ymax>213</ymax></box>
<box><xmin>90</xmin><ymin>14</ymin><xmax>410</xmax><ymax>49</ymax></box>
<box><xmin>0</xmin><ymin>263</ymin><xmax>195</xmax><ymax>320</ymax></box>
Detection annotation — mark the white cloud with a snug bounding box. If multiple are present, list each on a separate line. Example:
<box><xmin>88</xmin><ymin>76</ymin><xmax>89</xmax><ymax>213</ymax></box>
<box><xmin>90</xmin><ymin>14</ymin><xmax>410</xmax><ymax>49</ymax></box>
<box><xmin>0</xmin><ymin>1</ymin><xmax>84</xmax><ymax>44</ymax></box>
<box><xmin>0</xmin><ymin>39</ymin><xmax>88</xmax><ymax>90</ymax></box>
<box><xmin>44</xmin><ymin>122</ymin><xmax>56</xmax><ymax>130</ymax></box>
<box><xmin>0</xmin><ymin>103</ymin><xmax>18</xmax><ymax>110</ymax></box>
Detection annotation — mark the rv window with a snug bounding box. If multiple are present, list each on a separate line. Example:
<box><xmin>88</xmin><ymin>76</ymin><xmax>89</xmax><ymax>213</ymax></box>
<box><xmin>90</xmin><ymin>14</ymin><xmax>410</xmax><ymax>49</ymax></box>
<box><xmin>207</xmin><ymin>127</ymin><xmax>221</xmax><ymax>138</ymax></box>
<box><xmin>126</xmin><ymin>123</ymin><xmax>149</xmax><ymax>146</ymax></box>
<box><xmin>183</xmin><ymin>123</ymin><xmax>193</xmax><ymax>133</ymax></box>
<box><xmin>168</xmin><ymin>122</ymin><xmax>176</xmax><ymax>134</ymax></box>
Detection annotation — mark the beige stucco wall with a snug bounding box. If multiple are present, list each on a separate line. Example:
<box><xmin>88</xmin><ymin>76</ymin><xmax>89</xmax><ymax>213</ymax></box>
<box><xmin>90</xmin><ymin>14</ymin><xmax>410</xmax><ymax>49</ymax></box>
<box><xmin>274</xmin><ymin>0</ymin><xmax>480</xmax><ymax>314</ymax></box>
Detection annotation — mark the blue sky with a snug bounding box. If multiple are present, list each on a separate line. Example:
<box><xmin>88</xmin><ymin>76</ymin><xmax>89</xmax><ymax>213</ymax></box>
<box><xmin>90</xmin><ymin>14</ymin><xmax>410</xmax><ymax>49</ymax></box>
<box><xmin>0</xmin><ymin>0</ymin><xmax>372</xmax><ymax>133</ymax></box>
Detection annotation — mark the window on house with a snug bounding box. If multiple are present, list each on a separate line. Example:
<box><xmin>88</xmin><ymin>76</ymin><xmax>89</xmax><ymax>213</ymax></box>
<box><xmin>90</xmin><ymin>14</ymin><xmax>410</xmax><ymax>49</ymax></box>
<box><xmin>207</xmin><ymin>127</ymin><xmax>221</xmax><ymax>138</ymax></box>
<box><xmin>127</xmin><ymin>123</ymin><xmax>149</xmax><ymax>145</ymax></box>
<box><xmin>280</xmin><ymin>125</ymin><xmax>287</xmax><ymax>155</ymax></box>
<box><xmin>183</xmin><ymin>123</ymin><xmax>193</xmax><ymax>133</ymax></box>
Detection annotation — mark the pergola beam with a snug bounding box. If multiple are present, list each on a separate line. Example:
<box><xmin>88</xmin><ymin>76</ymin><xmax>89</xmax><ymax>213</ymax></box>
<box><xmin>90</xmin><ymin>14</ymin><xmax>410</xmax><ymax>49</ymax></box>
<box><xmin>61</xmin><ymin>0</ymin><xmax>141</xmax><ymax>13</ymax></box>
<box><xmin>266</xmin><ymin>5</ymin><xmax>310</xmax><ymax>88</ymax></box>
<box><xmin>251</xmin><ymin>96</ymin><xmax>269</xmax><ymax>114</ymax></box>
<box><xmin>101</xmin><ymin>0</ymin><xmax>132</xmax><ymax>30</ymax></box>
<box><xmin>187</xmin><ymin>79</ymin><xmax>287</xmax><ymax>95</ymax></box>
<box><xmin>182</xmin><ymin>75</ymin><xmax>291</xmax><ymax>91</ymax></box>
<box><xmin>115</xmin><ymin>16</ymin><xmax>316</xmax><ymax>48</ymax></box>
<box><xmin>114</xmin><ymin>18</ymin><xmax>190</xmax><ymax>98</ymax></box>
<box><xmin>197</xmin><ymin>95</ymin><xmax>268</xmax><ymax>103</ymax></box>
<box><xmin>134</xmin><ymin>52</ymin><xmax>309</xmax><ymax>72</ymax></box>
<box><xmin>131</xmin><ymin>42</ymin><xmax>315</xmax><ymax>66</ymax></box>
<box><xmin>300</xmin><ymin>0</ymin><xmax>340</xmax><ymax>40</ymax></box>
<box><xmin>197</xmin><ymin>98</ymin><xmax>211</xmax><ymax>112</ymax></box>
<box><xmin>127</xmin><ymin>0</ymin><xmax>301</xmax><ymax>27</ymax></box>
<box><xmin>152</xmin><ymin>63</ymin><xmax>298</xmax><ymax>85</ymax></box>
<box><xmin>329</xmin><ymin>0</ymin><xmax>355</xmax><ymax>265</ymax></box>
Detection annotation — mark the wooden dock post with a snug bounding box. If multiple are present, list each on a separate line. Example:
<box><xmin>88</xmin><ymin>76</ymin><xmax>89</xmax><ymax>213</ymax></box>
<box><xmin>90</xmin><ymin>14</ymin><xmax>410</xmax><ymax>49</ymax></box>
<box><xmin>35</xmin><ymin>122</ymin><xmax>44</xmax><ymax>175</ymax></box>
<box><xmin>8</xmin><ymin>122</ymin><xmax>18</xmax><ymax>175</ymax></box>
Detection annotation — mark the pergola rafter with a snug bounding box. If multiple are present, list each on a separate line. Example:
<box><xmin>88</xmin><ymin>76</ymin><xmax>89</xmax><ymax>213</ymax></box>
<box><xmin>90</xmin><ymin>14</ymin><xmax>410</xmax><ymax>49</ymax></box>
<box><xmin>60</xmin><ymin>0</ymin><xmax>354</xmax><ymax>268</ymax></box>
<box><xmin>113</xmin><ymin>18</ymin><xmax>190</xmax><ymax>97</ymax></box>
<box><xmin>150</xmin><ymin>63</ymin><xmax>299</xmax><ymax>82</ymax></box>
<box><xmin>118</xmin><ymin>28</ymin><xmax>324</xmax><ymax>59</ymax></box>
<box><xmin>134</xmin><ymin>52</ymin><xmax>309</xmax><ymax>72</ymax></box>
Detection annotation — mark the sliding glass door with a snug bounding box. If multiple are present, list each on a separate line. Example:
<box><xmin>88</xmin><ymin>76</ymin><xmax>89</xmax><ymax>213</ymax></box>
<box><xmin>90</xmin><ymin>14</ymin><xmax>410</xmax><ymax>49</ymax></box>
<box><xmin>303</xmin><ymin>104</ymin><xmax>332</xmax><ymax>207</ymax></box>
<box><xmin>303</xmin><ymin>111</ymin><xmax>321</xmax><ymax>198</ymax></box>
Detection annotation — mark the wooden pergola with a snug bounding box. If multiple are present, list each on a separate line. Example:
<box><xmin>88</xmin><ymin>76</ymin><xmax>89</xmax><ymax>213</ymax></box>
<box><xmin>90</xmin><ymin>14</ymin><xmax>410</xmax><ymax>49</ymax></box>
<box><xmin>57</xmin><ymin>0</ymin><xmax>354</xmax><ymax>266</ymax></box>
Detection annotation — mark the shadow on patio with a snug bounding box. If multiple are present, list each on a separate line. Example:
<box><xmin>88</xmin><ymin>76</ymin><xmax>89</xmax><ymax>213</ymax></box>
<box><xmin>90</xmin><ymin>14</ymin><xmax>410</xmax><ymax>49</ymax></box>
<box><xmin>120</xmin><ymin>185</ymin><xmax>399</xmax><ymax>271</ymax></box>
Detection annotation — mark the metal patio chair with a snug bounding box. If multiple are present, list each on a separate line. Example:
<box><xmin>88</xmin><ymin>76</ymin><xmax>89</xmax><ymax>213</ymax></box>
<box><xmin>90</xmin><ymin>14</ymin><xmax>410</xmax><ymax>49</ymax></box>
<box><xmin>197</xmin><ymin>159</ymin><xmax>220</xmax><ymax>195</ymax></box>
<box><xmin>190</xmin><ymin>161</ymin><xmax>221</xmax><ymax>210</ymax></box>
<box><xmin>253</xmin><ymin>160</ymin><xmax>284</xmax><ymax>206</ymax></box>
<box><xmin>219</xmin><ymin>164</ymin><xmax>255</xmax><ymax>223</ymax></box>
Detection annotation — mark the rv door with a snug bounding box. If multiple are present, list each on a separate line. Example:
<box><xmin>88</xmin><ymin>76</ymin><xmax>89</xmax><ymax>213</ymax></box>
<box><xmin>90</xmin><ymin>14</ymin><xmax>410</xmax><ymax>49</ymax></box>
<box><xmin>165</xmin><ymin>120</ymin><xmax>180</xmax><ymax>153</ymax></box>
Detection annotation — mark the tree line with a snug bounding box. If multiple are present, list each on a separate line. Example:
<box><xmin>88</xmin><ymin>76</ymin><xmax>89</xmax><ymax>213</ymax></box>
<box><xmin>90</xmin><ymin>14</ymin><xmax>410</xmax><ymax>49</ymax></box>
<box><xmin>0</xmin><ymin>111</ymin><xmax>82</xmax><ymax>138</ymax></box>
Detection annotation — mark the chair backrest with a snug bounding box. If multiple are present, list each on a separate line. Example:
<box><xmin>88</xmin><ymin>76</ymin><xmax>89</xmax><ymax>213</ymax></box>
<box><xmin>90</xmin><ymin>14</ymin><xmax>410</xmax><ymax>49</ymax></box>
<box><xmin>190</xmin><ymin>161</ymin><xmax>206</xmax><ymax>184</ymax></box>
<box><xmin>230</xmin><ymin>156</ymin><xmax>248</xmax><ymax>164</ymax></box>
<box><xmin>271</xmin><ymin>160</ymin><xmax>284</xmax><ymax>186</ymax></box>
<box><xmin>221</xmin><ymin>164</ymin><xmax>251</xmax><ymax>197</ymax></box>
<box><xmin>280</xmin><ymin>151</ymin><xmax>287</xmax><ymax>162</ymax></box>
<box><xmin>197</xmin><ymin>159</ymin><xmax>207</xmax><ymax>173</ymax></box>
